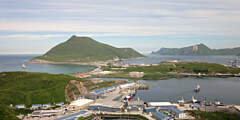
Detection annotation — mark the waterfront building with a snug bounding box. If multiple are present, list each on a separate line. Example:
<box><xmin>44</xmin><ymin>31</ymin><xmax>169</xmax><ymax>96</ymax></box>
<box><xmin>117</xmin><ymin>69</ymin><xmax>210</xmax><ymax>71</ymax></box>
<box><xmin>168</xmin><ymin>107</ymin><xmax>186</xmax><ymax>119</ymax></box>
<box><xmin>15</xmin><ymin>104</ymin><xmax>25</xmax><ymax>109</ymax></box>
<box><xmin>152</xmin><ymin>111</ymin><xmax>172</xmax><ymax>120</ymax></box>
<box><xmin>129</xmin><ymin>72</ymin><xmax>144</xmax><ymax>78</ymax></box>
<box><xmin>42</xmin><ymin>104</ymin><xmax>51</xmax><ymax>109</ymax></box>
<box><xmin>147</xmin><ymin>102</ymin><xmax>172</xmax><ymax>107</ymax></box>
<box><xmin>31</xmin><ymin>104</ymin><xmax>42</xmax><ymax>110</ymax></box>
<box><xmin>143</xmin><ymin>107</ymin><xmax>156</xmax><ymax>114</ymax></box>
<box><xmin>69</xmin><ymin>99</ymin><xmax>94</xmax><ymax>110</ymax></box>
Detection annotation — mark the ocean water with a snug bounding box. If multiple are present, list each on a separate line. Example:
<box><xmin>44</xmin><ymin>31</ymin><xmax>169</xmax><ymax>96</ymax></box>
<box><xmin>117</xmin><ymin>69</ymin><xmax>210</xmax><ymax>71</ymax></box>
<box><xmin>124</xmin><ymin>55</ymin><xmax>237</xmax><ymax>65</ymax></box>
<box><xmin>136</xmin><ymin>77</ymin><xmax>240</xmax><ymax>105</ymax></box>
<box><xmin>0</xmin><ymin>54</ymin><xmax>95</xmax><ymax>74</ymax></box>
<box><xmin>126</xmin><ymin>55</ymin><xmax>240</xmax><ymax>105</ymax></box>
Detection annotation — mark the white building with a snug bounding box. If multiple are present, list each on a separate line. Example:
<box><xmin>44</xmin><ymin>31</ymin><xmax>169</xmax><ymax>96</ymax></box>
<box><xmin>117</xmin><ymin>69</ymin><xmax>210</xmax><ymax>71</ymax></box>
<box><xmin>69</xmin><ymin>99</ymin><xmax>94</xmax><ymax>110</ymax></box>
<box><xmin>129</xmin><ymin>72</ymin><xmax>144</xmax><ymax>78</ymax></box>
<box><xmin>15</xmin><ymin>104</ymin><xmax>25</xmax><ymax>109</ymax></box>
<box><xmin>31</xmin><ymin>104</ymin><xmax>42</xmax><ymax>110</ymax></box>
<box><xmin>148</xmin><ymin>102</ymin><xmax>172</xmax><ymax>107</ymax></box>
<box><xmin>42</xmin><ymin>104</ymin><xmax>51</xmax><ymax>109</ymax></box>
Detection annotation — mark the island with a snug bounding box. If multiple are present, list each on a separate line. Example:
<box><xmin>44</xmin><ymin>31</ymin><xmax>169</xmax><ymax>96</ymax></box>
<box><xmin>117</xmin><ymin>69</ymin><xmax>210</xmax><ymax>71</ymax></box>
<box><xmin>152</xmin><ymin>43</ymin><xmax>240</xmax><ymax>55</ymax></box>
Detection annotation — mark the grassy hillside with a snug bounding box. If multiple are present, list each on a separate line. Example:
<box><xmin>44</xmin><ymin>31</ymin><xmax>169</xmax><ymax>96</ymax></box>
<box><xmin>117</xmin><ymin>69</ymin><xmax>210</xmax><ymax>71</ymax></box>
<box><xmin>35</xmin><ymin>36</ymin><xmax>144</xmax><ymax>62</ymax></box>
<box><xmin>0</xmin><ymin>104</ymin><xmax>19</xmax><ymax>120</ymax></box>
<box><xmin>99</xmin><ymin>62</ymin><xmax>240</xmax><ymax>80</ymax></box>
<box><xmin>153</xmin><ymin>44</ymin><xmax>240</xmax><ymax>55</ymax></box>
<box><xmin>123</xmin><ymin>62</ymin><xmax>240</xmax><ymax>74</ymax></box>
<box><xmin>188</xmin><ymin>111</ymin><xmax>240</xmax><ymax>120</ymax></box>
<box><xmin>0</xmin><ymin>72</ymin><xmax>73</xmax><ymax>107</ymax></box>
<box><xmin>0</xmin><ymin>72</ymin><xmax>122</xmax><ymax>107</ymax></box>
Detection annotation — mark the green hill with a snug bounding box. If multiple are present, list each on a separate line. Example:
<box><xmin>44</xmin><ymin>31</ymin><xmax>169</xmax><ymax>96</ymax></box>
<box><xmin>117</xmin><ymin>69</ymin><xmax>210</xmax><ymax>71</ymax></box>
<box><xmin>152</xmin><ymin>44</ymin><xmax>240</xmax><ymax>55</ymax></box>
<box><xmin>0</xmin><ymin>72</ymin><xmax>121</xmax><ymax>107</ymax></box>
<box><xmin>0</xmin><ymin>104</ymin><xmax>19</xmax><ymax>120</ymax></box>
<box><xmin>34</xmin><ymin>36</ymin><xmax>144</xmax><ymax>62</ymax></box>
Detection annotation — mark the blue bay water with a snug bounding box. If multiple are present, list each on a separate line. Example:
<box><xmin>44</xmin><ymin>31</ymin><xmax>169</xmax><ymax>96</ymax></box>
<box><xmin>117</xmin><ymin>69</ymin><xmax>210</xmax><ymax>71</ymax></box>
<box><xmin>0</xmin><ymin>54</ymin><xmax>95</xmax><ymax>74</ymax></box>
<box><xmin>136</xmin><ymin>77</ymin><xmax>240</xmax><ymax>105</ymax></box>
<box><xmin>124</xmin><ymin>55</ymin><xmax>237</xmax><ymax>65</ymax></box>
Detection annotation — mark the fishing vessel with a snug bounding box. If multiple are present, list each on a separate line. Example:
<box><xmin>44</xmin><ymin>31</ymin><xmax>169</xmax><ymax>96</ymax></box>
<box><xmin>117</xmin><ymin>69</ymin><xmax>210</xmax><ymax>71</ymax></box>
<box><xmin>178</xmin><ymin>97</ymin><xmax>185</xmax><ymax>106</ymax></box>
<box><xmin>192</xmin><ymin>96</ymin><xmax>197</xmax><ymax>103</ymax></box>
<box><xmin>22</xmin><ymin>64</ymin><xmax>26</xmax><ymax>69</ymax></box>
<box><xmin>194</xmin><ymin>84</ymin><xmax>200</xmax><ymax>92</ymax></box>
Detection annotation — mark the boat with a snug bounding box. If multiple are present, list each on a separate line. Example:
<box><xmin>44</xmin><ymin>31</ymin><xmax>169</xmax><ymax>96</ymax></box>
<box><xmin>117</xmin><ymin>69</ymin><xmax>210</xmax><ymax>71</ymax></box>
<box><xmin>22</xmin><ymin>64</ymin><xmax>26</xmax><ymax>69</ymax></box>
<box><xmin>194</xmin><ymin>84</ymin><xmax>200</xmax><ymax>92</ymax></box>
<box><xmin>178</xmin><ymin>97</ymin><xmax>185</xmax><ymax>106</ymax></box>
<box><xmin>192</xmin><ymin>96</ymin><xmax>197</xmax><ymax>103</ymax></box>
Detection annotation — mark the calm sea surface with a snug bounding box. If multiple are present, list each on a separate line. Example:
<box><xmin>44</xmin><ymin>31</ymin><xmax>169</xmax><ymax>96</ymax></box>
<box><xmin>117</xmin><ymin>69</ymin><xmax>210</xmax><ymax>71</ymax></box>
<box><xmin>135</xmin><ymin>77</ymin><xmax>240</xmax><ymax>105</ymax></box>
<box><xmin>124</xmin><ymin>55</ymin><xmax>237</xmax><ymax>65</ymax></box>
<box><xmin>0</xmin><ymin>54</ymin><xmax>95</xmax><ymax>74</ymax></box>
<box><xmin>124</xmin><ymin>55</ymin><xmax>240</xmax><ymax>105</ymax></box>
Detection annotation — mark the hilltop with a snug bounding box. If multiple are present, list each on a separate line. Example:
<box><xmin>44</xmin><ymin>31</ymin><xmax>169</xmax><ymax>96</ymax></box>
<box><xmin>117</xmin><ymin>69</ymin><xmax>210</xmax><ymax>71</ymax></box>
<box><xmin>32</xmin><ymin>35</ymin><xmax>144</xmax><ymax>63</ymax></box>
<box><xmin>152</xmin><ymin>44</ymin><xmax>240</xmax><ymax>55</ymax></box>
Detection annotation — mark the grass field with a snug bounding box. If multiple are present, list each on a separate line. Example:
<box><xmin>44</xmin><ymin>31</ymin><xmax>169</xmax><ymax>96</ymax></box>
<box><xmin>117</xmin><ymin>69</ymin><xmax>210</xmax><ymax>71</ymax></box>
<box><xmin>99</xmin><ymin>62</ymin><xmax>240</xmax><ymax>80</ymax></box>
<box><xmin>0</xmin><ymin>71</ymin><xmax>123</xmax><ymax>107</ymax></box>
<box><xmin>188</xmin><ymin>110</ymin><xmax>240</xmax><ymax>120</ymax></box>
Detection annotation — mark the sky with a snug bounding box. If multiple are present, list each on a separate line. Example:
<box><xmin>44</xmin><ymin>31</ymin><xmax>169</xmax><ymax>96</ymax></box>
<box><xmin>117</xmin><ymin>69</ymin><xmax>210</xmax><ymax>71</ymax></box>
<box><xmin>0</xmin><ymin>0</ymin><xmax>240</xmax><ymax>54</ymax></box>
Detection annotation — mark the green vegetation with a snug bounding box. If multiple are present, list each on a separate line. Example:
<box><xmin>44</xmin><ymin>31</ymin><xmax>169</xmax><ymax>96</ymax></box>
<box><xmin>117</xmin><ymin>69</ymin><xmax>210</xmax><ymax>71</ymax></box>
<box><xmin>34</xmin><ymin>35</ymin><xmax>144</xmax><ymax>62</ymax></box>
<box><xmin>0</xmin><ymin>71</ymin><xmax>124</xmax><ymax>107</ymax></box>
<box><xmin>11</xmin><ymin>108</ymin><xmax>33</xmax><ymax>115</ymax></box>
<box><xmin>142</xmin><ymin>73</ymin><xmax>183</xmax><ymax>80</ymax></box>
<box><xmin>153</xmin><ymin>43</ymin><xmax>240</xmax><ymax>55</ymax></box>
<box><xmin>124</xmin><ymin>62</ymin><xmax>240</xmax><ymax>74</ymax></box>
<box><xmin>188</xmin><ymin>110</ymin><xmax>240</xmax><ymax>120</ymax></box>
<box><xmin>0</xmin><ymin>72</ymin><xmax>73</xmax><ymax>107</ymax></box>
<box><xmin>99</xmin><ymin>62</ymin><xmax>240</xmax><ymax>80</ymax></box>
<box><xmin>78</xmin><ymin>114</ymin><xmax>148</xmax><ymax>120</ymax></box>
<box><xmin>0</xmin><ymin>104</ymin><xmax>19</xmax><ymax>120</ymax></box>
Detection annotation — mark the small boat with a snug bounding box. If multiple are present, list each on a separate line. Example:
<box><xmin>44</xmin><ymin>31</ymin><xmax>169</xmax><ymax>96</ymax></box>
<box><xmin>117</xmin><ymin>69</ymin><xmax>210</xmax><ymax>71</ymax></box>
<box><xmin>192</xmin><ymin>96</ymin><xmax>197</xmax><ymax>103</ymax></box>
<box><xmin>22</xmin><ymin>64</ymin><xmax>26</xmax><ymax>69</ymax></box>
<box><xmin>178</xmin><ymin>97</ymin><xmax>185</xmax><ymax>106</ymax></box>
<box><xmin>194</xmin><ymin>84</ymin><xmax>200</xmax><ymax>92</ymax></box>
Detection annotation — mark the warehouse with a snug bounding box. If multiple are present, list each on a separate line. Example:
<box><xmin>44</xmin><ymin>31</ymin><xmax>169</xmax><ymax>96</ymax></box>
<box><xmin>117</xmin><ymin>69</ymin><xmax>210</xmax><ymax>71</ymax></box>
<box><xmin>168</xmin><ymin>107</ymin><xmax>186</xmax><ymax>119</ymax></box>
<box><xmin>69</xmin><ymin>99</ymin><xmax>94</xmax><ymax>110</ymax></box>
<box><xmin>152</xmin><ymin>111</ymin><xmax>173</xmax><ymax>120</ymax></box>
<box><xmin>147</xmin><ymin>102</ymin><xmax>172</xmax><ymax>107</ymax></box>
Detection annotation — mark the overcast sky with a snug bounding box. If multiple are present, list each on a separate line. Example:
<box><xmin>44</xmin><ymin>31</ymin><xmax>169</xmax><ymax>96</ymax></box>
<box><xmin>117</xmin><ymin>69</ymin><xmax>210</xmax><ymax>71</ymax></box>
<box><xmin>1</xmin><ymin>0</ymin><xmax>240</xmax><ymax>54</ymax></box>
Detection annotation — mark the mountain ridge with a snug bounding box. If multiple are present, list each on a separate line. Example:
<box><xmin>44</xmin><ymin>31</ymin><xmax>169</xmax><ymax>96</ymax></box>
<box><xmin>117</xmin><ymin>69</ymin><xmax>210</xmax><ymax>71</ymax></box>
<box><xmin>152</xmin><ymin>44</ymin><xmax>240</xmax><ymax>55</ymax></box>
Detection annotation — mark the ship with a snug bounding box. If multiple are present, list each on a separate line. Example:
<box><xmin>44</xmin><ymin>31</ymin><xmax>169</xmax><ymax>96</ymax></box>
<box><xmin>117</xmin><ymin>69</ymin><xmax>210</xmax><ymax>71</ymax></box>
<box><xmin>22</xmin><ymin>64</ymin><xmax>26</xmax><ymax>69</ymax></box>
<box><xmin>192</xmin><ymin>96</ymin><xmax>198</xmax><ymax>103</ymax></box>
<box><xmin>178</xmin><ymin>97</ymin><xmax>185</xmax><ymax>106</ymax></box>
<box><xmin>194</xmin><ymin>84</ymin><xmax>200</xmax><ymax>92</ymax></box>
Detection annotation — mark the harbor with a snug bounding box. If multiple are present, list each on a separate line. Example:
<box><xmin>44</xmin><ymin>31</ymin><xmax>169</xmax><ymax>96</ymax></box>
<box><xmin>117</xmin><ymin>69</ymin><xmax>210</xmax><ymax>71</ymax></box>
<box><xmin>17</xmin><ymin>77</ymin><xmax>240</xmax><ymax>120</ymax></box>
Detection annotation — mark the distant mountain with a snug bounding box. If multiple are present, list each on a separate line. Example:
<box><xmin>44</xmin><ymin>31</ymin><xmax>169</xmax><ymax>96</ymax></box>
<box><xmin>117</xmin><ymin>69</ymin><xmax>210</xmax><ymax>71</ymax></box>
<box><xmin>33</xmin><ymin>35</ymin><xmax>144</xmax><ymax>62</ymax></box>
<box><xmin>152</xmin><ymin>44</ymin><xmax>240</xmax><ymax>55</ymax></box>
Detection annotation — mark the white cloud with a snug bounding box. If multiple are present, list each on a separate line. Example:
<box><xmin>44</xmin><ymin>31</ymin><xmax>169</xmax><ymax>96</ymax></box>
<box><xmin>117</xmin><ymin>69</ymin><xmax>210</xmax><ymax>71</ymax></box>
<box><xmin>0</xmin><ymin>34</ymin><xmax>68</xmax><ymax>40</ymax></box>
